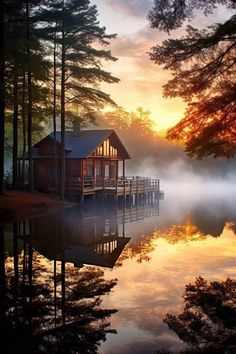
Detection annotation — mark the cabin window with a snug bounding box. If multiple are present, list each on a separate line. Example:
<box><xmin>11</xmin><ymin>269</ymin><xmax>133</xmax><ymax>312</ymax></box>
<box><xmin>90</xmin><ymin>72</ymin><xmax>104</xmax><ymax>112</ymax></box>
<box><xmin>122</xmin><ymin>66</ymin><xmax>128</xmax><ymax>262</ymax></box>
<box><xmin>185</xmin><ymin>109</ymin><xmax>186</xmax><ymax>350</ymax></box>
<box><xmin>110</xmin><ymin>146</ymin><xmax>117</xmax><ymax>157</ymax></box>
<box><xmin>104</xmin><ymin>164</ymin><xmax>109</xmax><ymax>178</ymax></box>
<box><xmin>83</xmin><ymin>159</ymin><xmax>93</xmax><ymax>177</ymax></box>
<box><xmin>94</xmin><ymin>162</ymin><xmax>101</xmax><ymax>178</ymax></box>
<box><xmin>87</xmin><ymin>165</ymin><xmax>93</xmax><ymax>177</ymax></box>
<box><xmin>94</xmin><ymin>145</ymin><xmax>103</xmax><ymax>156</ymax></box>
<box><xmin>103</xmin><ymin>139</ymin><xmax>110</xmax><ymax>156</ymax></box>
<box><xmin>94</xmin><ymin>139</ymin><xmax>117</xmax><ymax>157</ymax></box>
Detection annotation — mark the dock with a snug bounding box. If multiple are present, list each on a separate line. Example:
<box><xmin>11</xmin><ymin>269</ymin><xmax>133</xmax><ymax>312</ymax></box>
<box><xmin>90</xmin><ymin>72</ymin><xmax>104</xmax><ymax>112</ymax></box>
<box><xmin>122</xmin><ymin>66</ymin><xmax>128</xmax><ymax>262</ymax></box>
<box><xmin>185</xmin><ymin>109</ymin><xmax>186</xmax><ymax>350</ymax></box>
<box><xmin>64</xmin><ymin>176</ymin><xmax>164</xmax><ymax>203</ymax></box>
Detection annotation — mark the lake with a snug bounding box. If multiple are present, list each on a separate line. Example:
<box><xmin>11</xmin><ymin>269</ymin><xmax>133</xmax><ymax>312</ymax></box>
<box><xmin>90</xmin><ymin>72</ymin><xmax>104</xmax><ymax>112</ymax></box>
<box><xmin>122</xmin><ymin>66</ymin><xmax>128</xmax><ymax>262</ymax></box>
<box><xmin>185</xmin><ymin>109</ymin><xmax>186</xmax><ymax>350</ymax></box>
<box><xmin>1</xmin><ymin>182</ymin><xmax>236</xmax><ymax>353</ymax></box>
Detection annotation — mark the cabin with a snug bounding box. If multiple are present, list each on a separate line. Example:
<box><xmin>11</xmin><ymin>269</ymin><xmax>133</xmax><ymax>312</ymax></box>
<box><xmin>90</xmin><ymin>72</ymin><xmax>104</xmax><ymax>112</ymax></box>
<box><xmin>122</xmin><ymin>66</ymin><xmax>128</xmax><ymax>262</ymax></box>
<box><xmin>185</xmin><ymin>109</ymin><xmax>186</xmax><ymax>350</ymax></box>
<box><xmin>30</xmin><ymin>129</ymin><xmax>130</xmax><ymax>195</ymax></box>
<box><xmin>18</xmin><ymin>129</ymin><xmax>161</xmax><ymax>201</ymax></box>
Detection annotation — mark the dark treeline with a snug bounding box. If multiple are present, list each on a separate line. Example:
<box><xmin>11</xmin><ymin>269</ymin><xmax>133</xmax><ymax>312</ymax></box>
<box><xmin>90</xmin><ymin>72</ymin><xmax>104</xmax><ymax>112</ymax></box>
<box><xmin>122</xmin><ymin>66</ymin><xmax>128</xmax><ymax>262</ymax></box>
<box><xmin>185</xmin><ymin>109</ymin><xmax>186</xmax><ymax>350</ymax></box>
<box><xmin>1</xmin><ymin>0</ymin><xmax>118</xmax><ymax>198</ymax></box>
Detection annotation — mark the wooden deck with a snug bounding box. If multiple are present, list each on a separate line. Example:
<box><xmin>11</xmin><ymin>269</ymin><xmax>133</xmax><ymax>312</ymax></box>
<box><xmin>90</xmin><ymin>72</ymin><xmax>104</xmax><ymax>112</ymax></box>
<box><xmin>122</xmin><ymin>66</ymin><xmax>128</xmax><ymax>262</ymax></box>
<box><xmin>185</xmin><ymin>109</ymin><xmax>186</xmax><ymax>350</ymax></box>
<box><xmin>64</xmin><ymin>176</ymin><xmax>162</xmax><ymax>199</ymax></box>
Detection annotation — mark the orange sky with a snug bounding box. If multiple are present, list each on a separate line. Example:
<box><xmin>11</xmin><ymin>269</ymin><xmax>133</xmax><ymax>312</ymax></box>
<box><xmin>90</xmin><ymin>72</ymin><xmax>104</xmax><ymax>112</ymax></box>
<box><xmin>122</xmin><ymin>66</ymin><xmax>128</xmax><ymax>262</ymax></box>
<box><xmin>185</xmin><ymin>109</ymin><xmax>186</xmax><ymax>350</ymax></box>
<box><xmin>92</xmin><ymin>1</ymin><xmax>232</xmax><ymax>133</ymax></box>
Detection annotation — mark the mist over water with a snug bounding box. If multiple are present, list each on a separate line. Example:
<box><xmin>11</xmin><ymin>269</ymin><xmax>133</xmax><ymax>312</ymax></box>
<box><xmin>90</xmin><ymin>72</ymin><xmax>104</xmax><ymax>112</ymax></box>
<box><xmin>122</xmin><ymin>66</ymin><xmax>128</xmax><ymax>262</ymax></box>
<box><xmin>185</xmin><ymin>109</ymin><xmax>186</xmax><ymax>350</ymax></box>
<box><xmin>127</xmin><ymin>157</ymin><xmax>236</xmax><ymax>226</ymax></box>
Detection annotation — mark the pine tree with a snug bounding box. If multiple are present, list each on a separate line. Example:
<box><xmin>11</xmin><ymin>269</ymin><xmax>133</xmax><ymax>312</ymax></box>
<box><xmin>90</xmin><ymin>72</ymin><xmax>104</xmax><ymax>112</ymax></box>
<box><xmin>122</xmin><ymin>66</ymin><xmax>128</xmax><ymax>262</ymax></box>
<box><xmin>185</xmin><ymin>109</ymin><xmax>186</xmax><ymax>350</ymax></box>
<box><xmin>0</xmin><ymin>0</ymin><xmax>5</xmax><ymax>194</ymax></box>
<box><xmin>149</xmin><ymin>0</ymin><xmax>236</xmax><ymax>159</ymax></box>
<box><xmin>38</xmin><ymin>0</ymin><xmax>119</xmax><ymax>199</ymax></box>
<box><xmin>4</xmin><ymin>0</ymin><xmax>50</xmax><ymax>190</ymax></box>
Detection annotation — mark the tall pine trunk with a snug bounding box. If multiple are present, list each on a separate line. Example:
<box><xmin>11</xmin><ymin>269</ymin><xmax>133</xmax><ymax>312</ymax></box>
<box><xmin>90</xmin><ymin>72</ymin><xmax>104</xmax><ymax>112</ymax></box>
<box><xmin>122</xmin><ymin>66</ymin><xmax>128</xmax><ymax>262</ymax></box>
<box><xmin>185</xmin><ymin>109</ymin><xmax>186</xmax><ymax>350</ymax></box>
<box><xmin>12</xmin><ymin>65</ymin><xmax>18</xmax><ymax>189</ymax></box>
<box><xmin>26</xmin><ymin>0</ymin><xmax>33</xmax><ymax>192</ymax></box>
<box><xmin>22</xmin><ymin>73</ymin><xmax>26</xmax><ymax>189</ymax></box>
<box><xmin>0</xmin><ymin>0</ymin><xmax>5</xmax><ymax>195</ymax></box>
<box><xmin>60</xmin><ymin>1</ymin><xmax>65</xmax><ymax>200</ymax></box>
<box><xmin>53</xmin><ymin>29</ymin><xmax>58</xmax><ymax>196</ymax></box>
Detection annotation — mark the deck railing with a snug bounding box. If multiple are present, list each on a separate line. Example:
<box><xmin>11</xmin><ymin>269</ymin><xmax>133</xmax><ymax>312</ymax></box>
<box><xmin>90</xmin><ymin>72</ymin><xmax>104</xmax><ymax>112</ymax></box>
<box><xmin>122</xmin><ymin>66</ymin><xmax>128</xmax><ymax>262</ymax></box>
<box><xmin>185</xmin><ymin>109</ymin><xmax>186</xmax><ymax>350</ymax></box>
<box><xmin>65</xmin><ymin>176</ymin><xmax>160</xmax><ymax>193</ymax></box>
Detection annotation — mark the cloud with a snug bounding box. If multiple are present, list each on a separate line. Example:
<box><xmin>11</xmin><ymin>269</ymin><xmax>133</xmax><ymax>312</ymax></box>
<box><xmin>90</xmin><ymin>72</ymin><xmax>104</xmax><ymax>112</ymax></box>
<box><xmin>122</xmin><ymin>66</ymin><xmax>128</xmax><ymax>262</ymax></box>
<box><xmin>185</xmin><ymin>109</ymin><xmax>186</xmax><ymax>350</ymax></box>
<box><xmin>104</xmin><ymin>0</ymin><xmax>153</xmax><ymax>18</ymax></box>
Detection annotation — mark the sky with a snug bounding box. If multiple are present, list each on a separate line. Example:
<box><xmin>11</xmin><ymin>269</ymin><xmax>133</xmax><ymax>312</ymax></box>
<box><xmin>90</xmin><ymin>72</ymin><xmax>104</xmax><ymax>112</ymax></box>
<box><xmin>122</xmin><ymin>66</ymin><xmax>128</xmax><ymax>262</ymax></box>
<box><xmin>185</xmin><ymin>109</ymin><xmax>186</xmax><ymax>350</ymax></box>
<box><xmin>91</xmin><ymin>0</ymin><xmax>232</xmax><ymax>132</ymax></box>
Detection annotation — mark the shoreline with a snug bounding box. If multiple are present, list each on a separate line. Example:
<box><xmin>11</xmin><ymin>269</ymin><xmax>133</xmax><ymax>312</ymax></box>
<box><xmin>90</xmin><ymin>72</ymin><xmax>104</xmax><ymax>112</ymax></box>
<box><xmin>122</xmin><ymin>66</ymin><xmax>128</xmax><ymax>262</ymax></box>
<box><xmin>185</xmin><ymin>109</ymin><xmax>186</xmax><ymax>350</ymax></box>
<box><xmin>0</xmin><ymin>191</ymin><xmax>65</xmax><ymax>224</ymax></box>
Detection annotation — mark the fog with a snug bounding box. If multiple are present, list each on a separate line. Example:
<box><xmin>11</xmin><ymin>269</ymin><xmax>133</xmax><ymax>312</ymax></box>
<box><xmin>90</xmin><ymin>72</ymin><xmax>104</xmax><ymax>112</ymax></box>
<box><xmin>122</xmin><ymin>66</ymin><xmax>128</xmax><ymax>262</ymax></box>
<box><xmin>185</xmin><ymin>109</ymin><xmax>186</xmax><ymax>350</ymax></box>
<box><xmin>127</xmin><ymin>156</ymin><xmax>236</xmax><ymax>194</ymax></box>
<box><xmin>127</xmin><ymin>157</ymin><xmax>236</xmax><ymax>230</ymax></box>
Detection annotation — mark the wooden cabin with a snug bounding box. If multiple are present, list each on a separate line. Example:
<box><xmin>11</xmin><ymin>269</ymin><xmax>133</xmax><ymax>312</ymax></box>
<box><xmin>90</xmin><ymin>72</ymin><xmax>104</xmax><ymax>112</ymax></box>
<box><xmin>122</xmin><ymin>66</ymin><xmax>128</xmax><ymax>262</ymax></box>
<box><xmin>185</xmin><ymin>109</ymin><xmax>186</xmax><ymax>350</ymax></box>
<box><xmin>18</xmin><ymin>129</ymin><xmax>162</xmax><ymax>201</ymax></box>
<box><xmin>29</xmin><ymin>129</ymin><xmax>131</xmax><ymax>195</ymax></box>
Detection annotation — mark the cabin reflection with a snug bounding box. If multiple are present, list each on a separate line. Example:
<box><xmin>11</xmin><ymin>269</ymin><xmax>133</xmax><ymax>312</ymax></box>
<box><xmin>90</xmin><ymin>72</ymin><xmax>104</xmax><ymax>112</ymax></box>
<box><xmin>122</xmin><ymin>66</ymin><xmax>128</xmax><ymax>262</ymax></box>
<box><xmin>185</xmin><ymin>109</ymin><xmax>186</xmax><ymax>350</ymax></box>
<box><xmin>32</xmin><ymin>210</ymin><xmax>127</xmax><ymax>268</ymax></box>
<box><xmin>0</xmin><ymin>201</ymin><xmax>161</xmax><ymax>353</ymax></box>
<box><xmin>0</xmin><ymin>221</ymin><xmax>118</xmax><ymax>354</ymax></box>
<box><xmin>31</xmin><ymin>201</ymin><xmax>159</xmax><ymax>268</ymax></box>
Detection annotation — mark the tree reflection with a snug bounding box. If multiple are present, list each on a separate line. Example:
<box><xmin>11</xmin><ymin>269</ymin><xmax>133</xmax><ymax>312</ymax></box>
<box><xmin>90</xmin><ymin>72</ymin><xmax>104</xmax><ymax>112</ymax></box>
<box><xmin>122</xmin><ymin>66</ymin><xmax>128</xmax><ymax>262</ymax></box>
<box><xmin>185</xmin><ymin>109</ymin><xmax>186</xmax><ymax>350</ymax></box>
<box><xmin>118</xmin><ymin>219</ymin><xmax>236</xmax><ymax>269</ymax></box>
<box><xmin>161</xmin><ymin>277</ymin><xmax>236</xmax><ymax>353</ymax></box>
<box><xmin>154</xmin><ymin>218</ymin><xmax>207</xmax><ymax>244</ymax></box>
<box><xmin>1</xmin><ymin>223</ymin><xmax>117</xmax><ymax>354</ymax></box>
<box><xmin>117</xmin><ymin>219</ymin><xmax>210</xmax><ymax>267</ymax></box>
<box><xmin>116</xmin><ymin>233</ymin><xmax>156</xmax><ymax>266</ymax></box>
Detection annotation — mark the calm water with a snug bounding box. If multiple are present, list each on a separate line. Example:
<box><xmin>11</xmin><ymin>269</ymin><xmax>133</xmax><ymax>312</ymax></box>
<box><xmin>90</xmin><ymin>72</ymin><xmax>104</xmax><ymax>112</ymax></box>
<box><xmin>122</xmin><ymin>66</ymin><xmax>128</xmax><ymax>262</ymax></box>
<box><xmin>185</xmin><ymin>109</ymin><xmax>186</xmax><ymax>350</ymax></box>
<box><xmin>1</xmin><ymin>184</ymin><xmax>236</xmax><ymax>353</ymax></box>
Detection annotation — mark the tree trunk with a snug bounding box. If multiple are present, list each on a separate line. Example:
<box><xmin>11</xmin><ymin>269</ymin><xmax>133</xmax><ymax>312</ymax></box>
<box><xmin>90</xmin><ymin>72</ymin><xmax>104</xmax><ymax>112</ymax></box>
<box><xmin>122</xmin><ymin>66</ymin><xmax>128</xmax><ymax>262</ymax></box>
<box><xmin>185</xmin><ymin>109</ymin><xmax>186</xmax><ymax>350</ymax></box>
<box><xmin>0</xmin><ymin>0</ymin><xmax>5</xmax><ymax>195</ymax></box>
<box><xmin>22</xmin><ymin>73</ymin><xmax>26</xmax><ymax>189</ymax></box>
<box><xmin>0</xmin><ymin>225</ymin><xmax>5</xmax><ymax>321</ymax></box>
<box><xmin>60</xmin><ymin>1</ymin><xmax>65</xmax><ymax>200</ymax></box>
<box><xmin>53</xmin><ymin>28</ymin><xmax>58</xmax><ymax>196</ymax></box>
<box><xmin>26</xmin><ymin>0</ymin><xmax>33</xmax><ymax>192</ymax></box>
<box><xmin>13</xmin><ymin>65</ymin><xmax>18</xmax><ymax>189</ymax></box>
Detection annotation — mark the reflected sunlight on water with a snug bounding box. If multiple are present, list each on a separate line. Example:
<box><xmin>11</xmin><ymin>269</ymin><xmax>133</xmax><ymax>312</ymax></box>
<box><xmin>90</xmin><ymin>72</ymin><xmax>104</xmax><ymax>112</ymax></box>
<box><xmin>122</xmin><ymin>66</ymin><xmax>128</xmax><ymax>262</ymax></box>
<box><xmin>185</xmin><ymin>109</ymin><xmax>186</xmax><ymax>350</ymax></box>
<box><xmin>1</xmin><ymin>189</ymin><xmax>236</xmax><ymax>354</ymax></box>
<box><xmin>101</xmin><ymin>220</ymin><xmax>236</xmax><ymax>354</ymax></box>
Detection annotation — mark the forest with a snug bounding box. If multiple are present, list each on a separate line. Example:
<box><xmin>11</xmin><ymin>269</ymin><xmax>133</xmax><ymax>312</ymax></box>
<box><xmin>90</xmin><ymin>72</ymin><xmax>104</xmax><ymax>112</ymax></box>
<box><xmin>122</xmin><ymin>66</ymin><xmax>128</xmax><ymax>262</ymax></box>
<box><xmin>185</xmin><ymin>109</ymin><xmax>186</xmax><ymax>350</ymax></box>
<box><xmin>0</xmin><ymin>0</ymin><xmax>236</xmax><ymax>199</ymax></box>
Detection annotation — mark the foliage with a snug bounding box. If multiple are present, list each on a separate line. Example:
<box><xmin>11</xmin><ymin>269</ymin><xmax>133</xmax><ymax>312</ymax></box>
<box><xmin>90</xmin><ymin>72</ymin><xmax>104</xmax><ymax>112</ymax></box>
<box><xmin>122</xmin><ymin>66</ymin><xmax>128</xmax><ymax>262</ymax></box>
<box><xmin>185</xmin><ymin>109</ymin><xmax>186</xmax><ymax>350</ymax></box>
<box><xmin>98</xmin><ymin>107</ymin><xmax>157</xmax><ymax>141</ymax></box>
<box><xmin>38</xmin><ymin>0</ymin><xmax>119</xmax><ymax>122</ymax></box>
<box><xmin>5</xmin><ymin>0</ymin><xmax>51</xmax><ymax>135</ymax></box>
<box><xmin>149</xmin><ymin>0</ymin><xmax>236</xmax><ymax>159</ymax></box>
<box><xmin>163</xmin><ymin>276</ymin><xmax>236</xmax><ymax>351</ymax></box>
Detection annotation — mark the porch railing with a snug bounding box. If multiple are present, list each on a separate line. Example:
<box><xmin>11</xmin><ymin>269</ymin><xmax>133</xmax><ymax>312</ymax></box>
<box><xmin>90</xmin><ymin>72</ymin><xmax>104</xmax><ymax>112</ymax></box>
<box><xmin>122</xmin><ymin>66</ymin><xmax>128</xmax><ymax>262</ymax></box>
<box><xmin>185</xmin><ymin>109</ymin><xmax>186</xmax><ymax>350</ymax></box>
<box><xmin>65</xmin><ymin>176</ymin><xmax>160</xmax><ymax>193</ymax></box>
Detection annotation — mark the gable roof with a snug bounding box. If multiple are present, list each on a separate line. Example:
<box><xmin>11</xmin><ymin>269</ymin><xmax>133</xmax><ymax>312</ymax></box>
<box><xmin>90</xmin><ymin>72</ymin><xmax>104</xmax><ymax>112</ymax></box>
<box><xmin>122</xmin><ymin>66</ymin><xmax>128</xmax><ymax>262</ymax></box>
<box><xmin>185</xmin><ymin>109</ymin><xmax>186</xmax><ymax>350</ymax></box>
<box><xmin>33</xmin><ymin>236</ymin><xmax>131</xmax><ymax>268</ymax></box>
<box><xmin>33</xmin><ymin>129</ymin><xmax>131</xmax><ymax>159</ymax></box>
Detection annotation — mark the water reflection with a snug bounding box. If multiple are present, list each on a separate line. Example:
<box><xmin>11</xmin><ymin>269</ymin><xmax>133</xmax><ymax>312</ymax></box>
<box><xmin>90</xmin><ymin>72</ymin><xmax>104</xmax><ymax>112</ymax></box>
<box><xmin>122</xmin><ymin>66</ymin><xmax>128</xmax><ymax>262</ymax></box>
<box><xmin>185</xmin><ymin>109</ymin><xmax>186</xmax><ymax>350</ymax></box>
<box><xmin>163</xmin><ymin>276</ymin><xmax>236</xmax><ymax>353</ymax></box>
<box><xmin>0</xmin><ymin>200</ymin><xmax>161</xmax><ymax>353</ymax></box>
<box><xmin>99</xmin><ymin>196</ymin><xmax>236</xmax><ymax>354</ymax></box>
<box><xmin>0</xmin><ymin>221</ymin><xmax>119</xmax><ymax>353</ymax></box>
<box><xmin>1</xmin><ymin>193</ymin><xmax>236</xmax><ymax>354</ymax></box>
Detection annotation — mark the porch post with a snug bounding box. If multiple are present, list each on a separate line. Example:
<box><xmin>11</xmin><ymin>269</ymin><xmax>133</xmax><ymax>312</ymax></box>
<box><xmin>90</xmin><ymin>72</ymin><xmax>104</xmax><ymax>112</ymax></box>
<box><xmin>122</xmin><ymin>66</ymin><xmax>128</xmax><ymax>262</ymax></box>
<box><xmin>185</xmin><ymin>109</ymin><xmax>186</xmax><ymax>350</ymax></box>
<box><xmin>81</xmin><ymin>159</ymin><xmax>84</xmax><ymax>192</ymax></box>
<box><xmin>116</xmin><ymin>160</ymin><xmax>118</xmax><ymax>180</ymax></box>
<box><xmin>123</xmin><ymin>159</ymin><xmax>125</xmax><ymax>200</ymax></box>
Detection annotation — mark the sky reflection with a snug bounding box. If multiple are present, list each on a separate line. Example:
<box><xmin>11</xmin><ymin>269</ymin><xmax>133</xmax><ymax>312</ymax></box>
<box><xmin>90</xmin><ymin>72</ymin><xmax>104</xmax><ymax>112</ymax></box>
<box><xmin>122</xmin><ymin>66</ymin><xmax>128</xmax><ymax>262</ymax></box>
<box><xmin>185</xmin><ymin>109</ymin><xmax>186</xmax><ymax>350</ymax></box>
<box><xmin>100</xmin><ymin>201</ymin><xmax>236</xmax><ymax>354</ymax></box>
<box><xmin>2</xmin><ymin>189</ymin><xmax>236</xmax><ymax>353</ymax></box>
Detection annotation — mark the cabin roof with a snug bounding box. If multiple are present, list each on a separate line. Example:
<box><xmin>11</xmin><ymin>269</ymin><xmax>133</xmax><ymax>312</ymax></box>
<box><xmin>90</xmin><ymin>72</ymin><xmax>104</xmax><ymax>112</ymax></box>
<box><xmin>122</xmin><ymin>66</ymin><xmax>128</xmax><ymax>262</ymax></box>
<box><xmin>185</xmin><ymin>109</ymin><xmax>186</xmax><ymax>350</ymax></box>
<box><xmin>33</xmin><ymin>237</ymin><xmax>131</xmax><ymax>268</ymax></box>
<box><xmin>33</xmin><ymin>129</ymin><xmax>131</xmax><ymax>159</ymax></box>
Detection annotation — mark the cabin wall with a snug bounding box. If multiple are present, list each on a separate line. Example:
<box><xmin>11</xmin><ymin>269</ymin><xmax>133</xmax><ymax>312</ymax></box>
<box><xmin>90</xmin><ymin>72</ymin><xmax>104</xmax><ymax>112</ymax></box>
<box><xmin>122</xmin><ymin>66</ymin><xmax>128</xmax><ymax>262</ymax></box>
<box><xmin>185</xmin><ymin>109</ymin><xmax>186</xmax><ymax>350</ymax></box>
<box><xmin>34</xmin><ymin>158</ymin><xmax>120</xmax><ymax>191</ymax></box>
<box><xmin>82</xmin><ymin>158</ymin><xmax>118</xmax><ymax>179</ymax></box>
<box><xmin>38</xmin><ymin>138</ymin><xmax>61</xmax><ymax>156</ymax></box>
<box><xmin>34</xmin><ymin>159</ymin><xmax>60</xmax><ymax>192</ymax></box>
<box><xmin>66</xmin><ymin>159</ymin><xmax>81</xmax><ymax>178</ymax></box>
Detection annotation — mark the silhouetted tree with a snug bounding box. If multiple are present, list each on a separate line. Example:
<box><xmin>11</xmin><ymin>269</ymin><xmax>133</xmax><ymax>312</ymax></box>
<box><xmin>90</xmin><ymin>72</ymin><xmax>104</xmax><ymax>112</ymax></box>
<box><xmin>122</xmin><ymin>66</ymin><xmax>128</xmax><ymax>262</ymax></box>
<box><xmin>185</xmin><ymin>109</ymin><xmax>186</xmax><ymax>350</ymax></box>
<box><xmin>4</xmin><ymin>0</ymin><xmax>50</xmax><ymax>189</ymax></box>
<box><xmin>0</xmin><ymin>0</ymin><xmax>5</xmax><ymax>194</ymax></box>
<box><xmin>163</xmin><ymin>276</ymin><xmax>236</xmax><ymax>352</ymax></box>
<box><xmin>149</xmin><ymin>0</ymin><xmax>236</xmax><ymax>159</ymax></box>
